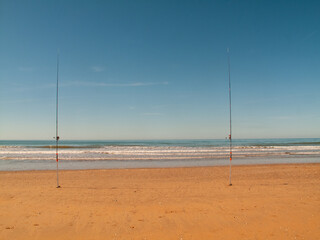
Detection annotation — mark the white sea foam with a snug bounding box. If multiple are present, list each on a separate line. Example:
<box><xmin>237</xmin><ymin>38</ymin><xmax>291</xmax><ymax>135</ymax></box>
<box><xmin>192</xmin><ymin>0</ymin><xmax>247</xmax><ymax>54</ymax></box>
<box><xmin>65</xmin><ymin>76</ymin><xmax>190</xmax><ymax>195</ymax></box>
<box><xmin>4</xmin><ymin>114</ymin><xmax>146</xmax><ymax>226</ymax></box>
<box><xmin>1</xmin><ymin>145</ymin><xmax>320</xmax><ymax>161</ymax></box>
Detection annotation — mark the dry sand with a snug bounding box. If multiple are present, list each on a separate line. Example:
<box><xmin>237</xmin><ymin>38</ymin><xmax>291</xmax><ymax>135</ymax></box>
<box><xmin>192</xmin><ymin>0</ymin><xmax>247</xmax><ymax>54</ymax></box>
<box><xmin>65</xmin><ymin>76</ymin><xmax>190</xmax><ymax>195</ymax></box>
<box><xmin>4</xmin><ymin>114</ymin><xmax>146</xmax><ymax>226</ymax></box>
<box><xmin>0</xmin><ymin>164</ymin><xmax>319</xmax><ymax>240</ymax></box>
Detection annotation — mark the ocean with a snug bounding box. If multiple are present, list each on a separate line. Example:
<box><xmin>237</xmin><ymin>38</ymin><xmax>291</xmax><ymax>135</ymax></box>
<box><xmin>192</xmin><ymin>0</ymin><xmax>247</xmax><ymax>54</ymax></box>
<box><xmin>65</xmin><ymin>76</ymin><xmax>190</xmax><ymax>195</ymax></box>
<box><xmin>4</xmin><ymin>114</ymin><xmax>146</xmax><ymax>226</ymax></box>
<box><xmin>0</xmin><ymin>138</ymin><xmax>319</xmax><ymax>171</ymax></box>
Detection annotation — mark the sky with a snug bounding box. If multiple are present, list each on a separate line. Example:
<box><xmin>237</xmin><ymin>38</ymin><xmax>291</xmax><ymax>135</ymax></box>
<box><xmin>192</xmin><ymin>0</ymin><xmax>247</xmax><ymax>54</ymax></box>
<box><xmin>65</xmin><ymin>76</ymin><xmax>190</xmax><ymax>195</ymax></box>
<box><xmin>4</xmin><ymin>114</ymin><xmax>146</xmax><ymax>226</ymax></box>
<box><xmin>0</xmin><ymin>0</ymin><xmax>319</xmax><ymax>140</ymax></box>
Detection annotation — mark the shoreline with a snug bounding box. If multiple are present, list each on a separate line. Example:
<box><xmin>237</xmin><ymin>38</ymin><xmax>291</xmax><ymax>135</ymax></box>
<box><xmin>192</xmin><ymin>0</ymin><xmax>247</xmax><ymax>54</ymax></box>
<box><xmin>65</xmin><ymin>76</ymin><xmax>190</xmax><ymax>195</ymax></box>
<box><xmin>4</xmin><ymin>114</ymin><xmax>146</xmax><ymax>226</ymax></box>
<box><xmin>1</xmin><ymin>161</ymin><xmax>320</xmax><ymax>173</ymax></box>
<box><xmin>1</xmin><ymin>163</ymin><xmax>319</xmax><ymax>239</ymax></box>
<box><xmin>1</xmin><ymin>156</ymin><xmax>319</xmax><ymax>171</ymax></box>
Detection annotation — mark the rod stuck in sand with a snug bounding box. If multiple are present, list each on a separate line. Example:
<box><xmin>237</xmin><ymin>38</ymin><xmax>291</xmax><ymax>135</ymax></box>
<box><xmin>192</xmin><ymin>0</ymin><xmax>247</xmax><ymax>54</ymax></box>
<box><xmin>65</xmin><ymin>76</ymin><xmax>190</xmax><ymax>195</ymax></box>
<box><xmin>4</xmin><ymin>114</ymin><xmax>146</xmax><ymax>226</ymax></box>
<box><xmin>55</xmin><ymin>52</ymin><xmax>61</xmax><ymax>188</ymax></box>
<box><xmin>227</xmin><ymin>48</ymin><xmax>232</xmax><ymax>186</ymax></box>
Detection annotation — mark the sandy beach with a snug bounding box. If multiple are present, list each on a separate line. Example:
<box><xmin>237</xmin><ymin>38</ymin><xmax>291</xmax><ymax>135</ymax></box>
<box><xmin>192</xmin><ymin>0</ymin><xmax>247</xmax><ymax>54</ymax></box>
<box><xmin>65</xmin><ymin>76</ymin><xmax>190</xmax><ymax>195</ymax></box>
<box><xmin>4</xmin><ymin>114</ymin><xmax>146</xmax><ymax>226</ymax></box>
<box><xmin>0</xmin><ymin>164</ymin><xmax>319</xmax><ymax>240</ymax></box>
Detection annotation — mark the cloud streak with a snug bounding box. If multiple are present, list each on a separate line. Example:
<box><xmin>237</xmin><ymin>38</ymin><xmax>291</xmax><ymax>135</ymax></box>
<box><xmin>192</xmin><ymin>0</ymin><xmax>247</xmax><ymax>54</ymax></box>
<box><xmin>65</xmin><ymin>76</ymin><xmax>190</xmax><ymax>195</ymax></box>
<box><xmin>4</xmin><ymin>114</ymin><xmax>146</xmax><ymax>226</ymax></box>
<box><xmin>12</xmin><ymin>83</ymin><xmax>55</xmax><ymax>92</ymax></box>
<box><xmin>18</xmin><ymin>67</ymin><xmax>34</xmax><ymax>72</ymax></box>
<box><xmin>303</xmin><ymin>30</ymin><xmax>318</xmax><ymax>41</ymax></box>
<box><xmin>91</xmin><ymin>66</ymin><xmax>105</xmax><ymax>72</ymax></box>
<box><xmin>142</xmin><ymin>112</ymin><xmax>163</xmax><ymax>116</ymax></box>
<box><xmin>63</xmin><ymin>81</ymin><xmax>169</xmax><ymax>87</ymax></box>
<box><xmin>10</xmin><ymin>81</ymin><xmax>168</xmax><ymax>92</ymax></box>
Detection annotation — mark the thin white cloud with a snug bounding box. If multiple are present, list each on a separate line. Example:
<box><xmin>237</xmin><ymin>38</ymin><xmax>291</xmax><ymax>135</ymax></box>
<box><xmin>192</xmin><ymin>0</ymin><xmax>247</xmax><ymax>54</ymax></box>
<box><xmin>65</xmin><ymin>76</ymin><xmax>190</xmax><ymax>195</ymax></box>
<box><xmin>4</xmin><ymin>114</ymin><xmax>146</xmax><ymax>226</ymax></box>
<box><xmin>13</xmin><ymin>83</ymin><xmax>55</xmax><ymax>92</ymax></box>
<box><xmin>269</xmin><ymin>116</ymin><xmax>292</xmax><ymax>120</ymax></box>
<box><xmin>270</xmin><ymin>114</ymin><xmax>320</xmax><ymax>120</ymax></box>
<box><xmin>64</xmin><ymin>81</ymin><xmax>169</xmax><ymax>87</ymax></box>
<box><xmin>0</xmin><ymin>98</ymin><xmax>38</xmax><ymax>104</ymax></box>
<box><xmin>18</xmin><ymin>67</ymin><xmax>34</xmax><ymax>72</ymax></box>
<box><xmin>91</xmin><ymin>66</ymin><xmax>105</xmax><ymax>72</ymax></box>
<box><xmin>142</xmin><ymin>112</ymin><xmax>163</xmax><ymax>116</ymax></box>
<box><xmin>303</xmin><ymin>30</ymin><xmax>318</xmax><ymax>41</ymax></box>
<box><xmin>151</xmin><ymin>104</ymin><xmax>167</xmax><ymax>109</ymax></box>
<box><xmin>9</xmin><ymin>80</ymin><xmax>168</xmax><ymax>92</ymax></box>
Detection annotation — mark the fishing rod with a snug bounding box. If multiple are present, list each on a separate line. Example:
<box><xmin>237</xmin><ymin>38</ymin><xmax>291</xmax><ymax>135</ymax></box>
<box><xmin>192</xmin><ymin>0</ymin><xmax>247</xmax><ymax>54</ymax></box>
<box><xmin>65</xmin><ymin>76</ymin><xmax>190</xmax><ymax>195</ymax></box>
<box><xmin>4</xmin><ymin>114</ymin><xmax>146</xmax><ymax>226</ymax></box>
<box><xmin>227</xmin><ymin>48</ymin><xmax>232</xmax><ymax>186</ymax></box>
<box><xmin>55</xmin><ymin>52</ymin><xmax>61</xmax><ymax>188</ymax></box>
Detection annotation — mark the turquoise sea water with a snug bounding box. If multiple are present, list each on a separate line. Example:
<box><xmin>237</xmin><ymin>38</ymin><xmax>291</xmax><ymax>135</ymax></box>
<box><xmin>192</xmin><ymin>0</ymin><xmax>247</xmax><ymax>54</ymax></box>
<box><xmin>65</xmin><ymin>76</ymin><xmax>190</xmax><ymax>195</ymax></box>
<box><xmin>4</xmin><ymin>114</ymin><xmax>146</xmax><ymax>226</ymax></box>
<box><xmin>0</xmin><ymin>138</ymin><xmax>319</xmax><ymax>171</ymax></box>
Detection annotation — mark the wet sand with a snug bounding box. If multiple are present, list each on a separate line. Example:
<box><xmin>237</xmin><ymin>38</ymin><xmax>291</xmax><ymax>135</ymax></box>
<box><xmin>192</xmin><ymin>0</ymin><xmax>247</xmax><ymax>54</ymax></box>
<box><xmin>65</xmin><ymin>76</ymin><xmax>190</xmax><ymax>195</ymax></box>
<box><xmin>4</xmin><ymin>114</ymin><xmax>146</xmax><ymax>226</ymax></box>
<box><xmin>0</xmin><ymin>164</ymin><xmax>319</xmax><ymax>239</ymax></box>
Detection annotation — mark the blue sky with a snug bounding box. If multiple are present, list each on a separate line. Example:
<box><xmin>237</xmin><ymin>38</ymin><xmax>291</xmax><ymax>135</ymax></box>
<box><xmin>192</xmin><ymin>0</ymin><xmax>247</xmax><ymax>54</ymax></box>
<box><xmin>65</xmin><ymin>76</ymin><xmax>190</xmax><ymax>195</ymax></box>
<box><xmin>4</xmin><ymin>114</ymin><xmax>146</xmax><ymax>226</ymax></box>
<box><xmin>0</xmin><ymin>0</ymin><xmax>319</xmax><ymax>140</ymax></box>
